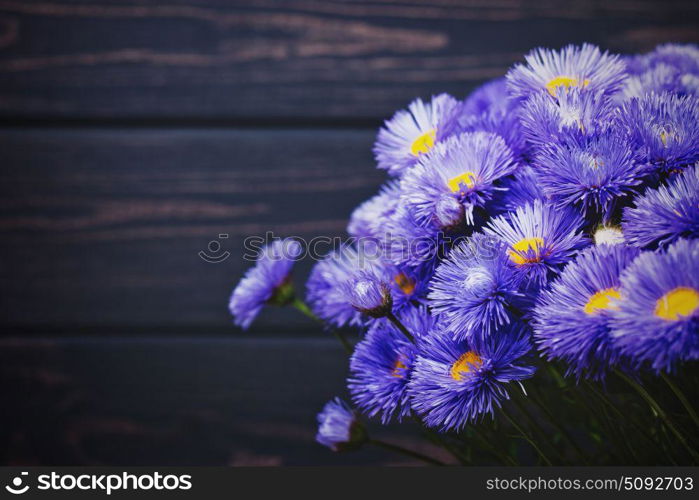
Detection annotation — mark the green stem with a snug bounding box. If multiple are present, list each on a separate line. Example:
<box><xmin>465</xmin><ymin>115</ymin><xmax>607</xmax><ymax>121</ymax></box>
<box><xmin>512</xmin><ymin>396</ymin><xmax>566</xmax><ymax>463</ymax></box>
<box><xmin>525</xmin><ymin>387</ymin><xmax>589</xmax><ymax>464</ymax></box>
<box><xmin>547</xmin><ymin>364</ymin><xmax>568</xmax><ymax>389</ymax></box>
<box><xmin>583</xmin><ymin>381</ymin><xmax>653</xmax><ymax>443</ymax></box>
<box><xmin>501</xmin><ymin>407</ymin><xmax>553</xmax><ymax>466</ymax></box>
<box><xmin>291</xmin><ymin>297</ymin><xmax>316</xmax><ymax>320</ymax></box>
<box><xmin>588</xmin><ymin>384</ymin><xmax>639</xmax><ymax>464</ymax></box>
<box><xmin>291</xmin><ymin>298</ymin><xmax>352</xmax><ymax>354</ymax></box>
<box><xmin>583</xmin><ymin>381</ymin><xmax>667</xmax><ymax>463</ymax></box>
<box><xmin>411</xmin><ymin>414</ymin><xmax>469</xmax><ymax>464</ymax></box>
<box><xmin>616</xmin><ymin>370</ymin><xmax>699</xmax><ymax>462</ymax></box>
<box><xmin>661</xmin><ymin>372</ymin><xmax>699</xmax><ymax>430</ymax></box>
<box><xmin>367</xmin><ymin>438</ymin><xmax>445</xmax><ymax>466</ymax></box>
<box><xmin>385</xmin><ymin>311</ymin><xmax>415</xmax><ymax>344</ymax></box>
<box><xmin>471</xmin><ymin>427</ymin><xmax>519</xmax><ymax>466</ymax></box>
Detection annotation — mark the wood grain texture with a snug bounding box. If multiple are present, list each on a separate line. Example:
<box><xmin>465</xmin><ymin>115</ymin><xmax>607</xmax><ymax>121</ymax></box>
<box><xmin>0</xmin><ymin>336</ymin><xmax>456</xmax><ymax>465</ymax></box>
<box><xmin>0</xmin><ymin>127</ymin><xmax>383</xmax><ymax>330</ymax></box>
<box><xmin>0</xmin><ymin>0</ymin><xmax>696</xmax><ymax>120</ymax></box>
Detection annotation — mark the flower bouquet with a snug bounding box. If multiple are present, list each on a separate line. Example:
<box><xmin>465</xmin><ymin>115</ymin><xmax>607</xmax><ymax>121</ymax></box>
<box><xmin>229</xmin><ymin>43</ymin><xmax>699</xmax><ymax>465</ymax></box>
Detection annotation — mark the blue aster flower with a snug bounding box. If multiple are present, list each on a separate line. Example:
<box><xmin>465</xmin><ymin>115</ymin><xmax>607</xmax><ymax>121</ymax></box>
<box><xmin>429</xmin><ymin>234</ymin><xmax>527</xmax><ymax>342</ymax></box>
<box><xmin>622</xmin><ymin>44</ymin><xmax>699</xmax><ymax>99</ymax></box>
<box><xmin>634</xmin><ymin>43</ymin><xmax>699</xmax><ymax>75</ymax></box>
<box><xmin>506</xmin><ymin>44</ymin><xmax>626</xmax><ymax>101</ymax></box>
<box><xmin>622</xmin><ymin>63</ymin><xmax>699</xmax><ymax>100</ymax></box>
<box><xmin>409</xmin><ymin>322</ymin><xmax>536</xmax><ymax>431</ymax></box>
<box><xmin>354</xmin><ymin>257</ymin><xmax>429</xmax><ymax>313</ymax></box>
<box><xmin>484</xmin><ymin>200</ymin><xmax>589</xmax><ymax>286</ymax></box>
<box><xmin>489</xmin><ymin>166</ymin><xmax>547</xmax><ymax>215</ymax></box>
<box><xmin>400</xmin><ymin>131</ymin><xmax>518</xmax><ymax>228</ymax></box>
<box><xmin>451</xmin><ymin>106</ymin><xmax>530</xmax><ymax>162</ymax></box>
<box><xmin>461</xmin><ymin>77</ymin><xmax>513</xmax><ymax>115</ymax></box>
<box><xmin>341</xmin><ymin>272</ymin><xmax>393</xmax><ymax>319</ymax></box>
<box><xmin>623</xmin><ymin>164</ymin><xmax>699</xmax><ymax>248</ymax></box>
<box><xmin>440</xmin><ymin>79</ymin><xmax>527</xmax><ymax>160</ymax></box>
<box><xmin>316</xmin><ymin>398</ymin><xmax>367</xmax><ymax>452</ymax></box>
<box><xmin>374</xmin><ymin>94</ymin><xmax>459</xmax><ymax>176</ymax></box>
<box><xmin>615</xmin><ymin>92</ymin><xmax>699</xmax><ymax>173</ymax></box>
<box><xmin>534</xmin><ymin>244</ymin><xmax>640</xmax><ymax>380</ymax></box>
<box><xmin>379</xmin><ymin>204</ymin><xmax>447</xmax><ymax>271</ymax></box>
<box><xmin>349</xmin><ymin>306</ymin><xmax>437</xmax><ymax>423</ymax></box>
<box><xmin>519</xmin><ymin>88</ymin><xmax>616</xmax><ymax>149</ymax></box>
<box><xmin>347</xmin><ymin>180</ymin><xmax>401</xmax><ymax>240</ymax></box>
<box><xmin>610</xmin><ymin>239</ymin><xmax>699</xmax><ymax>373</ymax></box>
<box><xmin>228</xmin><ymin>238</ymin><xmax>302</xmax><ymax>329</ymax></box>
<box><xmin>307</xmin><ymin>243</ymin><xmax>427</xmax><ymax>328</ymax></box>
<box><xmin>306</xmin><ymin>244</ymin><xmax>379</xmax><ymax>328</ymax></box>
<box><xmin>534</xmin><ymin>132</ymin><xmax>647</xmax><ymax>218</ymax></box>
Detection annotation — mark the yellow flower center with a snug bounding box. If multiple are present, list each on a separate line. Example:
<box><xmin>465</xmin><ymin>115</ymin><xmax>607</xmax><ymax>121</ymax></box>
<box><xmin>545</xmin><ymin>76</ymin><xmax>590</xmax><ymax>97</ymax></box>
<box><xmin>410</xmin><ymin>129</ymin><xmax>436</xmax><ymax>156</ymax></box>
<box><xmin>394</xmin><ymin>272</ymin><xmax>416</xmax><ymax>296</ymax></box>
<box><xmin>447</xmin><ymin>171</ymin><xmax>477</xmax><ymax>193</ymax></box>
<box><xmin>584</xmin><ymin>287</ymin><xmax>621</xmax><ymax>315</ymax></box>
<box><xmin>658</xmin><ymin>127</ymin><xmax>679</xmax><ymax>147</ymax></box>
<box><xmin>391</xmin><ymin>358</ymin><xmax>408</xmax><ymax>378</ymax></box>
<box><xmin>654</xmin><ymin>287</ymin><xmax>699</xmax><ymax>321</ymax></box>
<box><xmin>450</xmin><ymin>351</ymin><xmax>483</xmax><ymax>381</ymax></box>
<box><xmin>508</xmin><ymin>237</ymin><xmax>545</xmax><ymax>265</ymax></box>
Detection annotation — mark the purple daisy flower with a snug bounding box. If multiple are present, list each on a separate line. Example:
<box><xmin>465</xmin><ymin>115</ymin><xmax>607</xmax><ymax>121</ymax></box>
<box><xmin>374</xmin><ymin>93</ymin><xmax>459</xmax><ymax>176</ymax></box>
<box><xmin>347</xmin><ymin>180</ymin><xmax>401</xmax><ymax>240</ymax></box>
<box><xmin>534</xmin><ymin>132</ymin><xmax>646</xmax><ymax>218</ymax></box>
<box><xmin>429</xmin><ymin>234</ymin><xmax>527</xmax><ymax>342</ymax></box>
<box><xmin>615</xmin><ymin>92</ymin><xmax>699</xmax><ymax>173</ymax></box>
<box><xmin>379</xmin><ymin>204</ymin><xmax>446</xmax><ymax>271</ymax></box>
<box><xmin>484</xmin><ymin>200</ymin><xmax>589</xmax><ymax>286</ymax></box>
<box><xmin>622</xmin><ymin>44</ymin><xmax>699</xmax><ymax>100</ymax></box>
<box><xmin>611</xmin><ymin>239</ymin><xmax>699</xmax><ymax>374</ymax></box>
<box><xmin>349</xmin><ymin>306</ymin><xmax>437</xmax><ymax>423</ymax></box>
<box><xmin>341</xmin><ymin>272</ymin><xmax>393</xmax><ymax>319</ymax></box>
<box><xmin>461</xmin><ymin>77</ymin><xmax>513</xmax><ymax>116</ymax></box>
<box><xmin>534</xmin><ymin>244</ymin><xmax>639</xmax><ymax>380</ymax></box>
<box><xmin>409</xmin><ymin>322</ymin><xmax>536</xmax><ymax>431</ymax></box>
<box><xmin>307</xmin><ymin>244</ymin><xmax>427</xmax><ymax>328</ymax></box>
<box><xmin>316</xmin><ymin>398</ymin><xmax>366</xmax><ymax>452</ymax></box>
<box><xmin>636</xmin><ymin>43</ymin><xmax>699</xmax><ymax>75</ymax></box>
<box><xmin>306</xmin><ymin>244</ymin><xmax>379</xmax><ymax>328</ymax></box>
<box><xmin>441</xmin><ymin>78</ymin><xmax>527</xmax><ymax>159</ymax></box>
<box><xmin>506</xmin><ymin>44</ymin><xmax>627</xmax><ymax>101</ymax></box>
<box><xmin>519</xmin><ymin>88</ymin><xmax>616</xmax><ymax>149</ymax></box>
<box><xmin>622</xmin><ymin>63</ymin><xmax>698</xmax><ymax>100</ymax></box>
<box><xmin>489</xmin><ymin>166</ymin><xmax>547</xmax><ymax>215</ymax></box>
<box><xmin>228</xmin><ymin>238</ymin><xmax>302</xmax><ymax>329</ymax></box>
<box><xmin>451</xmin><ymin>106</ymin><xmax>530</xmax><ymax>162</ymax></box>
<box><xmin>400</xmin><ymin>132</ymin><xmax>518</xmax><ymax>228</ymax></box>
<box><xmin>623</xmin><ymin>163</ymin><xmax>699</xmax><ymax>248</ymax></box>
<box><xmin>347</xmin><ymin>259</ymin><xmax>429</xmax><ymax>315</ymax></box>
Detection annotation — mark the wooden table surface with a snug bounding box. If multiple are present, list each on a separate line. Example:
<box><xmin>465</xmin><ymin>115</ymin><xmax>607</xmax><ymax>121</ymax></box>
<box><xmin>1</xmin><ymin>0</ymin><xmax>697</xmax><ymax>465</ymax></box>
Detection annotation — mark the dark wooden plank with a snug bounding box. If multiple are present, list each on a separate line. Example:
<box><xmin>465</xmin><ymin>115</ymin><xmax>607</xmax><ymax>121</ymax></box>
<box><xmin>0</xmin><ymin>0</ymin><xmax>696</xmax><ymax>120</ymax></box>
<box><xmin>0</xmin><ymin>336</ymin><xmax>455</xmax><ymax>465</ymax></box>
<box><xmin>0</xmin><ymin>127</ymin><xmax>384</xmax><ymax>331</ymax></box>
